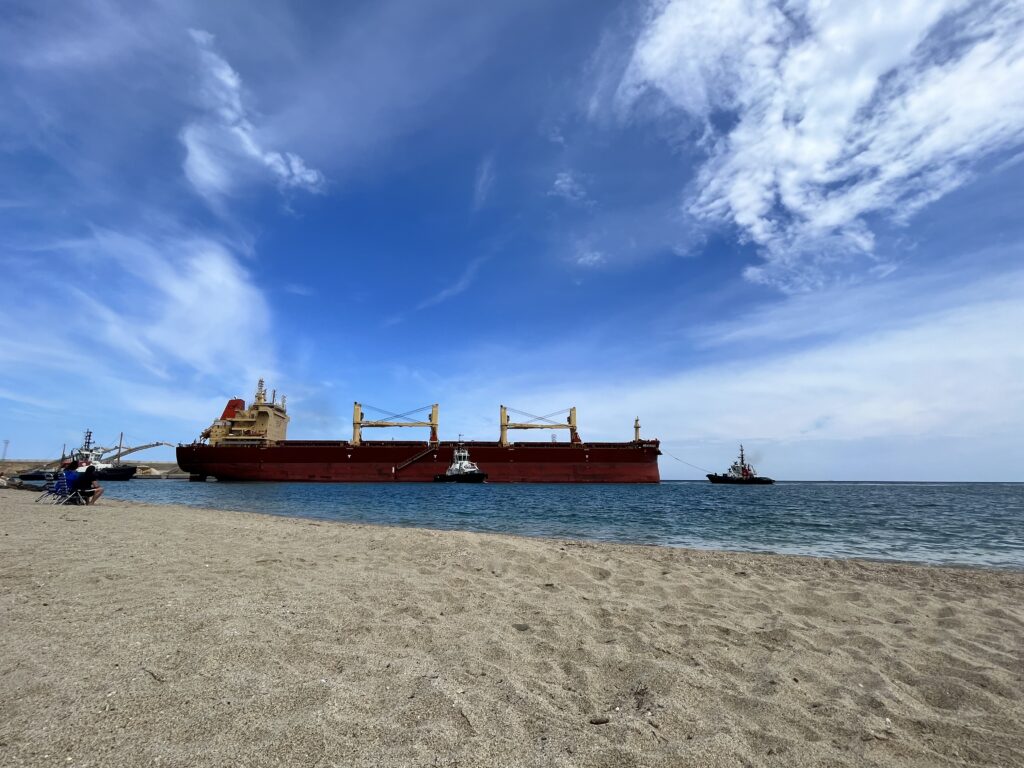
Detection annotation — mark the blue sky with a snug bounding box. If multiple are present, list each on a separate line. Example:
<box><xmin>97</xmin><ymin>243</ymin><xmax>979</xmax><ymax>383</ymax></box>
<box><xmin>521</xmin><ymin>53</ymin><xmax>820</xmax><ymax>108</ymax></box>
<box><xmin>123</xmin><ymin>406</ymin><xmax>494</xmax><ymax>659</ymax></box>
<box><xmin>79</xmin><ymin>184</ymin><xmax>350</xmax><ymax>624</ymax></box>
<box><xmin>2</xmin><ymin>0</ymin><xmax>1023</xmax><ymax>480</ymax></box>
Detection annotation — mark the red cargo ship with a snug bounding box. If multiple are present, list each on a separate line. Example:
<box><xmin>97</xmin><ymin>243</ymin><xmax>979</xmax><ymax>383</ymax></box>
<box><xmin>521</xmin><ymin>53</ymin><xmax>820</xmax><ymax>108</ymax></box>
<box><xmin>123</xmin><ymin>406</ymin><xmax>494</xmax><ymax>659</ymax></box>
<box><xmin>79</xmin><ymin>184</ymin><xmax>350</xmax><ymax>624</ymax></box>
<box><xmin>176</xmin><ymin>380</ymin><xmax>661</xmax><ymax>483</ymax></box>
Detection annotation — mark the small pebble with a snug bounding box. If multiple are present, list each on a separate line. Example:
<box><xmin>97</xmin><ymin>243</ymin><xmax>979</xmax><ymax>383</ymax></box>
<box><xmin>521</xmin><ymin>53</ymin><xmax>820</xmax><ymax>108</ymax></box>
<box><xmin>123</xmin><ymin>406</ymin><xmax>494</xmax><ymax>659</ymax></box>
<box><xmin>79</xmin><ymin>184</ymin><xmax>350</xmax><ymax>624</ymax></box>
<box><xmin>513</xmin><ymin>623</ymin><xmax>529</xmax><ymax>632</ymax></box>
<box><xmin>589</xmin><ymin>716</ymin><xmax>610</xmax><ymax>725</ymax></box>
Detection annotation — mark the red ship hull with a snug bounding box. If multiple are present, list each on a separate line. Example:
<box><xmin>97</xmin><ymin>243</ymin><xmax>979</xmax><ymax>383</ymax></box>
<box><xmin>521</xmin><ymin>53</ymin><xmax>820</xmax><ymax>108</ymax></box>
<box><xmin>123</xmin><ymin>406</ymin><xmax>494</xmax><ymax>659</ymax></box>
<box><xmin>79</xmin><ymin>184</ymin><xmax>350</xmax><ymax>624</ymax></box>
<box><xmin>176</xmin><ymin>440</ymin><xmax>661</xmax><ymax>483</ymax></box>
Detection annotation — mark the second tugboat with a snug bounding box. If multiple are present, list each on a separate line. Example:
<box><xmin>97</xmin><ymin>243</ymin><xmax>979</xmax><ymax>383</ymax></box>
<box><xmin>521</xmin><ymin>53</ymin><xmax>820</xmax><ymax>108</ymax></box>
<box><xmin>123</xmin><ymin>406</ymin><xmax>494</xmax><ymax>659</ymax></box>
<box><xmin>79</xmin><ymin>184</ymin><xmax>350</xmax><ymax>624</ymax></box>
<box><xmin>19</xmin><ymin>430</ymin><xmax>139</xmax><ymax>482</ymax></box>
<box><xmin>69</xmin><ymin>430</ymin><xmax>138</xmax><ymax>481</ymax></box>
<box><xmin>434</xmin><ymin>444</ymin><xmax>487</xmax><ymax>483</ymax></box>
<box><xmin>707</xmin><ymin>445</ymin><xmax>774</xmax><ymax>485</ymax></box>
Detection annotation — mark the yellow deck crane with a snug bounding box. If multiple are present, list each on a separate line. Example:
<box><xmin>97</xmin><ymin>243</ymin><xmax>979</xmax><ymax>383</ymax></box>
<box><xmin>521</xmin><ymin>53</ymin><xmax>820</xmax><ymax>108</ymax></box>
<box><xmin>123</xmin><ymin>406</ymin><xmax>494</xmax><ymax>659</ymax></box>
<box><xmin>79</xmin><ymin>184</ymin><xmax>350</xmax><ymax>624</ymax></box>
<box><xmin>499</xmin><ymin>405</ymin><xmax>581</xmax><ymax>447</ymax></box>
<box><xmin>352</xmin><ymin>402</ymin><xmax>439</xmax><ymax>446</ymax></box>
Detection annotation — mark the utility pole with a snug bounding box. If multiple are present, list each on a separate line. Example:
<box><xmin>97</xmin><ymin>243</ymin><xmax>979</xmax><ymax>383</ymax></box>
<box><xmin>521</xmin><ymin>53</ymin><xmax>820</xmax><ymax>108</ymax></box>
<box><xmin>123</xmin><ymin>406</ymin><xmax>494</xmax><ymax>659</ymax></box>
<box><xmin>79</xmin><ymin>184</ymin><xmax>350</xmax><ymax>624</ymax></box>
<box><xmin>1</xmin><ymin>439</ymin><xmax>8</xmax><ymax>462</ymax></box>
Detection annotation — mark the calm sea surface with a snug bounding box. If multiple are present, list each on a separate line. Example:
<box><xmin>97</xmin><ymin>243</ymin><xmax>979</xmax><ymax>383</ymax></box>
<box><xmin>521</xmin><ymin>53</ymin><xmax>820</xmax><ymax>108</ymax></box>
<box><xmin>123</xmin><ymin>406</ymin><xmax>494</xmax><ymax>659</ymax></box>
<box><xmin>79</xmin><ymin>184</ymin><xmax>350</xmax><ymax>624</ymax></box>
<box><xmin>104</xmin><ymin>481</ymin><xmax>1024</xmax><ymax>569</ymax></box>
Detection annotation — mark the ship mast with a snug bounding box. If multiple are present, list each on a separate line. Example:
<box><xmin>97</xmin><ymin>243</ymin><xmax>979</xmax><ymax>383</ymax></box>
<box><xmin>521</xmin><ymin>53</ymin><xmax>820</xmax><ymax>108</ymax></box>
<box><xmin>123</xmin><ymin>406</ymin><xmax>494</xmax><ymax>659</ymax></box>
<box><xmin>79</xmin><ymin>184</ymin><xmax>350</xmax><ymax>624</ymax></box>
<box><xmin>739</xmin><ymin>444</ymin><xmax>753</xmax><ymax>478</ymax></box>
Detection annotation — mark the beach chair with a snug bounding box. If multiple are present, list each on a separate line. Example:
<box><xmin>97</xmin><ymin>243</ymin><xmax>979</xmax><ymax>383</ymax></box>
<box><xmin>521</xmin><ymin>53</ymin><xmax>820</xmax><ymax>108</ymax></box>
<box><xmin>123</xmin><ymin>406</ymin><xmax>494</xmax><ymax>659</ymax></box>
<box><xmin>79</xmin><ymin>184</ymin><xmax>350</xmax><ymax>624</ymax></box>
<box><xmin>35</xmin><ymin>472</ymin><xmax>85</xmax><ymax>505</ymax></box>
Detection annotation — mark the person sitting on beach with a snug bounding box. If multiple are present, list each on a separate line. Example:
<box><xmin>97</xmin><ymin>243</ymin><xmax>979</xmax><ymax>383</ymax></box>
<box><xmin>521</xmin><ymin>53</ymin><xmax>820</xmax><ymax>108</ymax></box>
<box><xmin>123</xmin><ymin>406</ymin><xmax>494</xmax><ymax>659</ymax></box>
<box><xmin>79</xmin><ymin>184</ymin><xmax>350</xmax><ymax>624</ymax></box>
<box><xmin>63</xmin><ymin>460</ymin><xmax>81</xmax><ymax>490</ymax></box>
<box><xmin>73</xmin><ymin>465</ymin><xmax>104</xmax><ymax>505</ymax></box>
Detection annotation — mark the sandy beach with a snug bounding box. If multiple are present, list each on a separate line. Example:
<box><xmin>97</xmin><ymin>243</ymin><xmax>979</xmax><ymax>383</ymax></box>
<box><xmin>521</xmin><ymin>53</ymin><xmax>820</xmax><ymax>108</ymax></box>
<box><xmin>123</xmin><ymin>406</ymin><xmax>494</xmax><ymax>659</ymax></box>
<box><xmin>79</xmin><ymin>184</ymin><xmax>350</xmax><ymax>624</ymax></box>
<box><xmin>1</xmin><ymin>489</ymin><xmax>1022</xmax><ymax>767</ymax></box>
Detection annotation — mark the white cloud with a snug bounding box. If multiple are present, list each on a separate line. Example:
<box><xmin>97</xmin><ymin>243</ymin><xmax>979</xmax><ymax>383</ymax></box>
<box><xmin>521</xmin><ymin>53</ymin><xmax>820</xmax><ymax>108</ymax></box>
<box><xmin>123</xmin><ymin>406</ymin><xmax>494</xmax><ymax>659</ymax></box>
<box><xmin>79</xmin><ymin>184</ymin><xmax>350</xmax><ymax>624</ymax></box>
<box><xmin>382</xmin><ymin>254</ymin><xmax>492</xmax><ymax>326</ymax></box>
<box><xmin>416</xmin><ymin>256</ymin><xmax>490</xmax><ymax>311</ymax></box>
<box><xmin>574</xmin><ymin>246</ymin><xmax>606</xmax><ymax>267</ymax></box>
<box><xmin>92</xmin><ymin>230</ymin><xmax>275</xmax><ymax>379</ymax></box>
<box><xmin>0</xmin><ymin>229</ymin><xmax>275</xmax><ymax>384</ymax></box>
<box><xmin>182</xmin><ymin>29</ymin><xmax>325</xmax><ymax>203</ymax></box>
<box><xmin>668</xmin><ymin>298</ymin><xmax>1023</xmax><ymax>443</ymax></box>
<box><xmin>694</xmin><ymin>256</ymin><xmax>1024</xmax><ymax>348</ymax></box>
<box><xmin>2</xmin><ymin>1</ymin><xmax>146</xmax><ymax>71</ymax></box>
<box><xmin>473</xmin><ymin>155</ymin><xmax>495</xmax><ymax>210</ymax></box>
<box><xmin>548</xmin><ymin>170</ymin><xmax>592</xmax><ymax>205</ymax></box>
<box><xmin>0</xmin><ymin>227</ymin><xmax>280</xmax><ymax>457</ymax></box>
<box><xmin>616</xmin><ymin>0</ymin><xmax>1024</xmax><ymax>289</ymax></box>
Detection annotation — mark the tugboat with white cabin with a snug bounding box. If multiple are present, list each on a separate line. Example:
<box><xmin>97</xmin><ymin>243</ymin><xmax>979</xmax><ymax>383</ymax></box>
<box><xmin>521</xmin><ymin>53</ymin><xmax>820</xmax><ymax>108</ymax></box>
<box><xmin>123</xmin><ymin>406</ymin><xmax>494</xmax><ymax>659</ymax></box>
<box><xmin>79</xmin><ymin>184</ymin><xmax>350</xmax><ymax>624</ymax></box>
<box><xmin>434</xmin><ymin>443</ymin><xmax>488</xmax><ymax>483</ymax></box>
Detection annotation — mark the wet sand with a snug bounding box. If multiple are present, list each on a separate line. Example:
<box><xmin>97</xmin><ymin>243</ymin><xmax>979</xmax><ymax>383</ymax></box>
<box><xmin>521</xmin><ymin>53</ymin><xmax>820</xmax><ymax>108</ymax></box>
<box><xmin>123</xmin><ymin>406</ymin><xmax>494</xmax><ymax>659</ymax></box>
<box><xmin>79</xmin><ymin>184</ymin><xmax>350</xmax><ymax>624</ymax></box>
<box><xmin>1</xmin><ymin>489</ymin><xmax>1022</xmax><ymax>767</ymax></box>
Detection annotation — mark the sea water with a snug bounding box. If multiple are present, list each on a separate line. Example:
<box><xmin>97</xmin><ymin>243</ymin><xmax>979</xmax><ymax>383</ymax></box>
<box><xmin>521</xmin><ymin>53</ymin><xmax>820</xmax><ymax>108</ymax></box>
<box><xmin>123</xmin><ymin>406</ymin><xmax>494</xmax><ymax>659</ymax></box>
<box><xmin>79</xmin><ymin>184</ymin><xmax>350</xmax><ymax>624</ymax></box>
<box><xmin>103</xmin><ymin>481</ymin><xmax>1024</xmax><ymax>569</ymax></box>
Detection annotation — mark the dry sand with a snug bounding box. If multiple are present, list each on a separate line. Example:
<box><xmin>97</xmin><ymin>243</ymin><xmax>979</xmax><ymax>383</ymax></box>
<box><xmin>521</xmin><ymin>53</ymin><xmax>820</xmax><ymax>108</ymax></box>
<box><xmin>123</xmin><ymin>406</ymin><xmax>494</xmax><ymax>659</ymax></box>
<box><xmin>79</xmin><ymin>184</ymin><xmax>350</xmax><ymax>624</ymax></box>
<box><xmin>1</xmin><ymin>489</ymin><xmax>1022</xmax><ymax>768</ymax></box>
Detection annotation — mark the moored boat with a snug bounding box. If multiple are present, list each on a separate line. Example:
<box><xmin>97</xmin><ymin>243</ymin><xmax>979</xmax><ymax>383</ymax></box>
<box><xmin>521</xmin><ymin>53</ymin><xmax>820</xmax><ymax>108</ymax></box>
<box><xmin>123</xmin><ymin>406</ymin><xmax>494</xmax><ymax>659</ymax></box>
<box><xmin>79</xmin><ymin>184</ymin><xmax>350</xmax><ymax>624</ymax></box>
<box><xmin>707</xmin><ymin>445</ymin><xmax>774</xmax><ymax>485</ymax></box>
<box><xmin>68</xmin><ymin>430</ymin><xmax>138</xmax><ymax>481</ymax></box>
<box><xmin>17</xmin><ymin>431</ymin><xmax>171</xmax><ymax>482</ymax></box>
<box><xmin>16</xmin><ymin>468</ymin><xmax>58</xmax><ymax>482</ymax></box>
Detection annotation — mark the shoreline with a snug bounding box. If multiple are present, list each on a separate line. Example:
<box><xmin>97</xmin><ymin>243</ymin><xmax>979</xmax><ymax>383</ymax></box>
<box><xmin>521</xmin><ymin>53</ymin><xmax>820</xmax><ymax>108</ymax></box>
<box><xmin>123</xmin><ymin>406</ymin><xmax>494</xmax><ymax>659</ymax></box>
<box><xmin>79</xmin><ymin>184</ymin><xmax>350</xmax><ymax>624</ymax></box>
<box><xmin>109</xmin><ymin>492</ymin><xmax>1024</xmax><ymax>573</ymax></box>
<box><xmin>94</xmin><ymin>483</ymin><xmax>1024</xmax><ymax>571</ymax></box>
<box><xmin>2</xmin><ymin>489</ymin><xmax>1022</xmax><ymax>766</ymax></box>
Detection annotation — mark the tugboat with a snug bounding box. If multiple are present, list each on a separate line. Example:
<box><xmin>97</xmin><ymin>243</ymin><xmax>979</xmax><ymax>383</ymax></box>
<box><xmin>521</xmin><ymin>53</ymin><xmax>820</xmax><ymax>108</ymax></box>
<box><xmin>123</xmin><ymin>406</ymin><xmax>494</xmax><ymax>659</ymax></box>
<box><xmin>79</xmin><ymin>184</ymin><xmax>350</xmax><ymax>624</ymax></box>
<box><xmin>707</xmin><ymin>445</ymin><xmax>774</xmax><ymax>485</ymax></box>
<box><xmin>67</xmin><ymin>430</ymin><xmax>137</xmax><ymax>480</ymax></box>
<box><xmin>53</xmin><ymin>430</ymin><xmax>135</xmax><ymax>480</ymax></box>
<box><xmin>17</xmin><ymin>431</ymin><xmax>137</xmax><ymax>482</ymax></box>
<box><xmin>434</xmin><ymin>444</ymin><xmax>487</xmax><ymax>483</ymax></box>
<box><xmin>17</xmin><ymin>431</ymin><xmax>174</xmax><ymax>482</ymax></box>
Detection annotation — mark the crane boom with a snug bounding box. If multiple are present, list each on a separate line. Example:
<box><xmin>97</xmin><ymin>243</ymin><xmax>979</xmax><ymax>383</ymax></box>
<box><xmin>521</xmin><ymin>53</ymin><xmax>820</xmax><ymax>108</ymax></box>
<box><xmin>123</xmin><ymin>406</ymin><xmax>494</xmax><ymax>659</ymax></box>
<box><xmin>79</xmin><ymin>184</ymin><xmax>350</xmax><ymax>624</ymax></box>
<box><xmin>102</xmin><ymin>442</ymin><xmax>176</xmax><ymax>462</ymax></box>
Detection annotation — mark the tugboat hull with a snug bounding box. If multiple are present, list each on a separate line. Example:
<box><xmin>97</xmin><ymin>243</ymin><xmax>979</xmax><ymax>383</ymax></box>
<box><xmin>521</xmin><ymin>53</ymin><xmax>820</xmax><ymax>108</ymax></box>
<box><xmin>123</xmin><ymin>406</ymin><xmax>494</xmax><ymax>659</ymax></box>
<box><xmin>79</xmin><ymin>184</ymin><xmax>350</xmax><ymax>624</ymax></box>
<box><xmin>96</xmin><ymin>466</ymin><xmax>137</xmax><ymax>481</ymax></box>
<box><xmin>707</xmin><ymin>473</ymin><xmax>774</xmax><ymax>485</ymax></box>
<box><xmin>17</xmin><ymin>470</ymin><xmax>57</xmax><ymax>482</ymax></box>
<box><xmin>19</xmin><ymin>466</ymin><xmax>137</xmax><ymax>482</ymax></box>
<box><xmin>433</xmin><ymin>471</ymin><xmax>488</xmax><ymax>483</ymax></box>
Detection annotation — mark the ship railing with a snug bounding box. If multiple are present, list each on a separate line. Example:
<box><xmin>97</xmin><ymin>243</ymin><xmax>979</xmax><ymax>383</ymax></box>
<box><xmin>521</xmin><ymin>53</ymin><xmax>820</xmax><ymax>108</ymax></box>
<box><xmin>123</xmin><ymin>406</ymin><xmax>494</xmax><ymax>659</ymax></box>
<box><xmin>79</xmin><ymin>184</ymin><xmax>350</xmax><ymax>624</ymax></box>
<box><xmin>189</xmin><ymin>439</ymin><xmax>661</xmax><ymax>449</ymax></box>
<box><xmin>209</xmin><ymin>439</ymin><xmax>273</xmax><ymax>447</ymax></box>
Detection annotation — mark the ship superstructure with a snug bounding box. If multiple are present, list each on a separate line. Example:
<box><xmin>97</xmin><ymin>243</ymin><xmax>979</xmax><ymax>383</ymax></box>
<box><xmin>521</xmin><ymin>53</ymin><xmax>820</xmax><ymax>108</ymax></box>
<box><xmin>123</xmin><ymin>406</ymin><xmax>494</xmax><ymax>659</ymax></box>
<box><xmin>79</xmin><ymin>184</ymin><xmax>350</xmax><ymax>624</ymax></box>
<box><xmin>200</xmin><ymin>379</ymin><xmax>289</xmax><ymax>446</ymax></box>
<box><xmin>177</xmin><ymin>381</ymin><xmax>661</xmax><ymax>483</ymax></box>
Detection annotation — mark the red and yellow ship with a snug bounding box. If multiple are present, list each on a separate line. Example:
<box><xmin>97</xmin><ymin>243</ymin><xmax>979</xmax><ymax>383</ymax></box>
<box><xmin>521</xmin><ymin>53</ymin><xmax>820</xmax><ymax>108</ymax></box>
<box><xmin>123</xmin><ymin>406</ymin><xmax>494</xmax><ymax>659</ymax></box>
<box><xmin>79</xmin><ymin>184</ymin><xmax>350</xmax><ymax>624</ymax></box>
<box><xmin>176</xmin><ymin>380</ymin><xmax>661</xmax><ymax>483</ymax></box>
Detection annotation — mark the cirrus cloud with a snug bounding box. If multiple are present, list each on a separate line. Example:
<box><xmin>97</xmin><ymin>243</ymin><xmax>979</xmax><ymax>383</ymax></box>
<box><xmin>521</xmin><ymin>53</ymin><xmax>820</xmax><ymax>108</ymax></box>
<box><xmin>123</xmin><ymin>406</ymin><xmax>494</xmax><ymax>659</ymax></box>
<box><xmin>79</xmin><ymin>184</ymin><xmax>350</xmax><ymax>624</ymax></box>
<box><xmin>182</xmin><ymin>29</ymin><xmax>325</xmax><ymax>204</ymax></box>
<box><xmin>616</xmin><ymin>0</ymin><xmax>1024</xmax><ymax>290</ymax></box>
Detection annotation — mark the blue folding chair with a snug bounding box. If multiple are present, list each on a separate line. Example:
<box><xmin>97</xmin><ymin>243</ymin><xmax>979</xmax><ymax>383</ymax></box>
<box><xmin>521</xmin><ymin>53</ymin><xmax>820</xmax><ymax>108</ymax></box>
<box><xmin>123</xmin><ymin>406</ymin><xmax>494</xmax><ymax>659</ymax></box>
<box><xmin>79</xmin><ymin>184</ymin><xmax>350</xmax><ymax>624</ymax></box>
<box><xmin>35</xmin><ymin>471</ymin><xmax>86</xmax><ymax>505</ymax></box>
